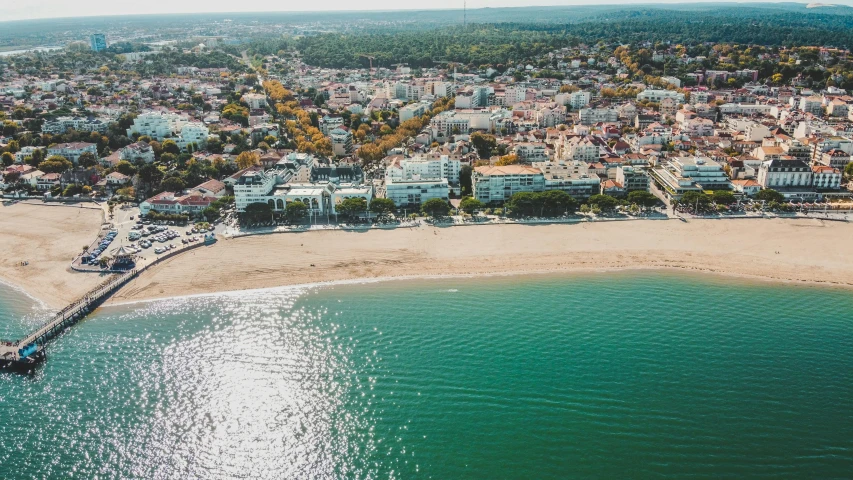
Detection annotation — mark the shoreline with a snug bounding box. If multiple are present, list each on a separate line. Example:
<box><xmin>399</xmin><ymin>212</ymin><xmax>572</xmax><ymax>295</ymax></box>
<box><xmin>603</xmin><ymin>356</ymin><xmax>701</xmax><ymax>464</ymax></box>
<box><xmin>105</xmin><ymin>217</ymin><xmax>853</xmax><ymax>306</ymax></box>
<box><xmin>102</xmin><ymin>263</ymin><xmax>853</xmax><ymax>309</ymax></box>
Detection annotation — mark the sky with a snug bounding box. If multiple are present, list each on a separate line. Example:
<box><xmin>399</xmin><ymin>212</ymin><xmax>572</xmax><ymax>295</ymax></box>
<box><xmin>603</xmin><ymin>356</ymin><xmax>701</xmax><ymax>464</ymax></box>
<box><xmin>3</xmin><ymin>0</ymin><xmax>840</xmax><ymax>22</ymax></box>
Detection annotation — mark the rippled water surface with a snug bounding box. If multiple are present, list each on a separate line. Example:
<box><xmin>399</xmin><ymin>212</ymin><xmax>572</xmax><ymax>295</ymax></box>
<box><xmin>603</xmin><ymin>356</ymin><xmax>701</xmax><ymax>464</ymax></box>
<box><xmin>2</xmin><ymin>272</ymin><xmax>853</xmax><ymax>478</ymax></box>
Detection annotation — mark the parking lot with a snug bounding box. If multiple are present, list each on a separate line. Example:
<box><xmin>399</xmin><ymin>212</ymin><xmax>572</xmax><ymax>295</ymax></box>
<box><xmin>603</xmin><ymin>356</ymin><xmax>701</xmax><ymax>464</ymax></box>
<box><xmin>74</xmin><ymin>204</ymin><xmax>219</xmax><ymax>270</ymax></box>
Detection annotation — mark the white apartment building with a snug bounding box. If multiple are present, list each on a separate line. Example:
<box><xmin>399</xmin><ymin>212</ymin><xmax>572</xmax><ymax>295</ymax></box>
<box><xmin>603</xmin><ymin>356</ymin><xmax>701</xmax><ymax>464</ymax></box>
<box><xmin>329</xmin><ymin>127</ymin><xmax>353</xmax><ymax>157</ymax></box>
<box><xmin>42</xmin><ymin>117</ymin><xmax>109</xmax><ymax>135</ymax></box>
<box><xmin>319</xmin><ymin>115</ymin><xmax>345</xmax><ymax>136</ymax></box>
<box><xmin>46</xmin><ymin>142</ymin><xmax>98</xmax><ymax>165</ymax></box>
<box><xmin>176</xmin><ymin>122</ymin><xmax>210</xmax><ymax>151</ymax></box>
<box><xmin>454</xmin><ymin>86</ymin><xmax>490</xmax><ymax>108</ymax></box>
<box><xmin>534</xmin><ymin>160</ymin><xmax>600</xmax><ymax>199</ymax></box>
<box><xmin>812</xmin><ymin>165</ymin><xmax>842</xmax><ymax>190</ymax></box>
<box><xmin>757</xmin><ymin>159</ymin><xmax>813</xmax><ymax>189</ymax></box>
<box><xmin>535</xmin><ymin>105</ymin><xmax>566</xmax><ymax>128</ymax></box>
<box><xmin>798</xmin><ymin>96</ymin><xmax>824</xmax><ymax>116</ymax></box>
<box><xmin>472</xmin><ymin>165</ymin><xmax>546</xmax><ymax>204</ymax></box>
<box><xmin>234</xmin><ymin>170</ymin><xmax>279</xmax><ymax>212</ymax></box>
<box><xmin>127</xmin><ymin>111</ymin><xmax>188</xmax><ymax>140</ymax></box>
<box><xmin>399</xmin><ymin>102</ymin><xmax>430</xmax><ymax>122</ymax></box>
<box><xmin>579</xmin><ymin>108</ymin><xmax>619</xmax><ymax>125</ymax></box>
<box><xmin>385</xmin><ymin>177</ymin><xmax>449</xmax><ymax>207</ymax></box>
<box><xmin>569</xmin><ymin>91</ymin><xmax>591</xmax><ymax>110</ymax></box>
<box><xmin>651</xmin><ymin>156</ymin><xmax>731</xmax><ymax>199</ymax></box>
<box><xmin>513</xmin><ymin>142</ymin><xmax>549</xmax><ymax>162</ymax></box>
<box><xmin>432</xmin><ymin>82</ymin><xmax>454</xmax><ymax>98</ymax></box>
<box><xmin>504</xmin><ymin>86</ymin><xmax>528</xmax><ymax>104</ymax></box>
<box><xmin>827</xmin><ymin>99</ymin><xmax>850</xmax><ymax>118</ymax></box>
<box><xmin>430</xmin><ymin>110</ymin><xmax>500</xmax><ymax>137</ymax></box>
<box><xmin>387</xmin><ymin>82</ymin><xmax>425</xmax><ymax>102</ymax></box>
<box><xmin>660</xmin><ymin>76</ymin><xmax>681</xmax><ymax>88</ymax></box>
<box><xmin>637</xmin><ymin>89</ymin><xmax>685</xmax><ymax>104</ymax></box>
<box><xmin>554</xmin><ymin>135</ymin><xmax>603</xmax><ymax>162</ymax></box>
<box><xmin>242</xmin><ymin>93</ymin><xmax>268</xmax><ymax>109</ymax></box>
<box><xmin>555</xmin><ymin>90</ymin><xmax>591</xmax><ymax>110</ymax></box>
<box><xmin>615</xmin><ymin>165</ymin><xmax>650</xmax><ymax>192</ymax></box>
<box><xmin>14</xmin><ymin>146</ymin><xmax>44</xmax><ymax>164</ymax></box>
<box><xmin>386</xmin><ymin>155</ymin><xmax>461</xmax><ymax>185</ymax></box>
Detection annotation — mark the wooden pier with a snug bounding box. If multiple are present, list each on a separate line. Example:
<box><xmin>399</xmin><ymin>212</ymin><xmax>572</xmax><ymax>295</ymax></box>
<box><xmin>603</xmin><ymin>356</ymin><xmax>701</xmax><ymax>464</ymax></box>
<box><xmin>0</xmin><ymin>236</ymin><xmax>213</xmax><ymax>372</ymax></box>
<box><xmin>0</xmin><ymin>269</ymin><xmax>139</xmax><ymax>371</ymax></box>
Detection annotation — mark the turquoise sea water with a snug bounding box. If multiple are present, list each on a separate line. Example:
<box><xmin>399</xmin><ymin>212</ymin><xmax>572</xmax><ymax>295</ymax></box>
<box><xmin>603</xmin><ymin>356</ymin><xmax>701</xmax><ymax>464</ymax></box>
<box><xmin>1</xmin><ymin>272</ymin><xmax>853</xmax><ymax>478</ymax></box>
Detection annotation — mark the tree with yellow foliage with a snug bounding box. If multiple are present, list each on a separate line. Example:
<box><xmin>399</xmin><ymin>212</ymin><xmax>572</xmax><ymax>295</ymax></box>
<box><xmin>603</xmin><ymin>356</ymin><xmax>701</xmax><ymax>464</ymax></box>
<box><xmin>236</xmin><ymin>151</ymin><xmax>260</xmax><ymax>170</ymax></box>
<box><xmin>495</xmin><ymin>154</ymin><xmax>519</xmax><ymax>166</ymax></box>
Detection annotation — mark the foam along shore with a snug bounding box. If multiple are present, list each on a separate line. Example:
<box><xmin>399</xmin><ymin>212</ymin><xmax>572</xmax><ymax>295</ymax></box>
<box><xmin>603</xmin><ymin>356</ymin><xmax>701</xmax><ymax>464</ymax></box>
<box><xmin>107</xmin><ymin>217</ymin><xmax>853</xmax><ymax>305</ymax></box>
<box><xmin>0</xmin><ymin>202</ymin><xmax>107</xmax><ymax>308</ymax></box>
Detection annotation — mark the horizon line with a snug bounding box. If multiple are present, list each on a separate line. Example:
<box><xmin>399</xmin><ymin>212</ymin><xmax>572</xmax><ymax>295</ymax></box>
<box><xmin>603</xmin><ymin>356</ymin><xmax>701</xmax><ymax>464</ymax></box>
<box><xmin>0</xmin><ymin>0</ymin><xmax>843</xmax><ymax>25</ymax></box>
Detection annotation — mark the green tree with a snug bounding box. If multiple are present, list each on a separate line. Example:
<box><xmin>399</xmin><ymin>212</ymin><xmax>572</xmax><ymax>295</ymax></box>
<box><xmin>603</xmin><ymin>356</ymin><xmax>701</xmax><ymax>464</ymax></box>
<box><xmin>459</xmin><ymin>196</ymin><xmax>485</xmax><ymax>214</ymax></box>
<box><xmin>285</xmin><ymin>201</ymin><xmax>308</xmax><ymax>221</ymax></box>
<box><xmin>369</xmin><ymin>198</ymin><xmax>396</xmax><ymax>216</ymax></box>
<box><xmin>539</xmin><ymin>190</ymin><xmax>577</xmax><ymax>216</ymax></box>
<box><xmin>421</xmin><ymin>198</ymin><xmax>451</xmax><ymax>218</ymax></box>
<box><xmin>160</xmin><ymin>152</ymin><xmax>178</xmax><ymax>166</ymax></box>
<box><xmin>627</xmin><ymin>190</ymin><xmax>658</xmax><ymax>209</ymax></box>
<box><xmin>336</xmin><ymin>197</ymin><xmax>368</xmax><ymax>219</ymax></box>
<box><xmin>243</xmin><ymin>202</ymin><xmax>273</xmax><ymax>223</ymax></box>
<box><xmin>844</xmin><ymin>162</ymin><xmax>853</xmax><ymax>179</ymax></box>
<box><xmin>469</xmin><ymin>132</ymin><xmax>497</xmax><ymax>159</ymax></box>
<box><xmin>138</xmin><ymin>163</ymin><xmax>164</xmax><ymax>189</ymax></box>
<box><xmin>677</xmin><ymin>191</ymin><xmax>713</xmax><ymax>212</ymax></box>
<box><xmin>506</xmin><ymin>191</ymin><xmax>540</xmax><ymax>217</ymax></box>
<box><xmin>161</xmin><ymin>139</ymin><xmax>181</xmax><ymax>155</ymax></box>
<box><xmin>202</xmin><ymin>206</ymin><xmax>220</xmax><ymax>221</ymax></box>
<box><xmin>38</xmin><ymin>155</ymin><xmax>73</xmax><ymax>173</ymax></box>
<box><xmin>77</xmin><ymin>151</ymin><xmax>99</xmax><ymax>168</ymax></box>
<box><xmin>459</xmin><ymin>164</ymin><xmax>473</xmax><ymax>196</ymax></box>
<box><xmin>0</xmin><ymin>152</ymin><xmax>13</xmax><ymax>167</ymax></box>
<box><xmin>587</xmin><ymin>194</ymin><xmax>619</xmax><ymax>213</ymax></box>
<box><xmin>28</xmin><ymin>148</ymin><xmax>44</xmax><ymax>167</ymax></box>
<box><xmin>755</xmin><ymin>188</ymin><xmax>784</xmax><ymax>203</ymax></box>
<box><xmin>115</xmin><ymin>161</ymin><xmax>137</xmax><ymax>176</ymax></box>
<box><xmin>160</xmin><ymin>177</ymin><xmax>186</xmax><ymax>193</ymax></box>
<box><xmin>712</xmin><ymin>190</ymin><xmax>737</xmax><ymax>205</ymax></box>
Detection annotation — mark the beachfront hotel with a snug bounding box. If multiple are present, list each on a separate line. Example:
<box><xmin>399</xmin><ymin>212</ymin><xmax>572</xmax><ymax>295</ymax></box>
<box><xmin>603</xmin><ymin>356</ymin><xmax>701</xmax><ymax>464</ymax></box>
<box><xmin>650</xmin><ymin>156</ymin><xmax>732</xmax><ymax>199</ymax></box>
<box><xmin>233</xmin><ymin>167</ymin><xmax>373</xmax><ymax>216</ymax></box>
<box><xmin>472</xmin><ymin>165</ymin><xmax>546</xmax><ymax>204</ymax></box>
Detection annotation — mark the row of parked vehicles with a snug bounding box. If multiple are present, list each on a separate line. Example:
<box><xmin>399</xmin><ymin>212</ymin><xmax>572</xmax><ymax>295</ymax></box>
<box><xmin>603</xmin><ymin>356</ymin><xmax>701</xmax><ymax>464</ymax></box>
<box><xmin>81</xmin><ymin>229</ymin><xmax>118</xmax><ymax>265</ymax></box>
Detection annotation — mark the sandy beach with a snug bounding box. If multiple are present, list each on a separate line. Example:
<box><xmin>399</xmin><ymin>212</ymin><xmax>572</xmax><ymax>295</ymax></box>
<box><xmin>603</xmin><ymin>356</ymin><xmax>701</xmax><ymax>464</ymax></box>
<box><xmin>107</xmin><ymin>217</ymin><xmax>853</xmax><ymax>304</ymax></box>
<box><xmin>2</xmin><ymin>199</ymin><xmax>853</xmax><ymax>308</ymax></box>
<box><xmin>0</xmin><ymin>202</ymin><xmax>106</xmax><ymax>308</ymax></box>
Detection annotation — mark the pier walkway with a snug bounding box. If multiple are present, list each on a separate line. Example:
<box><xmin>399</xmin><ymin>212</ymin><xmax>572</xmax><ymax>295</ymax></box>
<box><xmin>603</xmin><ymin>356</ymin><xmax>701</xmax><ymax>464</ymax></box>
<box><xmin>1</xmin><ymin>236</ymin><xmax>214</xmax><ymax>369</ymax></box>
<box><xmin>0</xmin><ymin>269</ymin><xmax>139</xmax><ymax>364</ymax></box>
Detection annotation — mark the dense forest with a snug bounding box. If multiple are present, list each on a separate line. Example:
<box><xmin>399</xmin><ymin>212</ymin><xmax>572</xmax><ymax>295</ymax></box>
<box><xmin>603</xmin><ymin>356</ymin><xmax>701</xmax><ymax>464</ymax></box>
<box><xmin>292</xmin><ymin>8</ymin><xmax>853</xmax><ymax>69</ymax></box>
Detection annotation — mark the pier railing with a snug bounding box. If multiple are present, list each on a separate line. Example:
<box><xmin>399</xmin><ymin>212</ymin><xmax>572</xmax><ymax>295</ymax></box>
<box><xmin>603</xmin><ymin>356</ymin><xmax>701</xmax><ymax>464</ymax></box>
<box><xmin>21</xmin><ymin>270</ymin><xmax>138</xmax><ymax>348</ymax></box>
